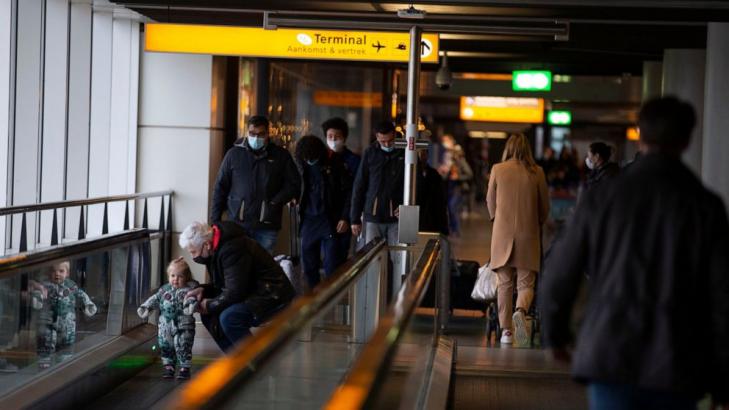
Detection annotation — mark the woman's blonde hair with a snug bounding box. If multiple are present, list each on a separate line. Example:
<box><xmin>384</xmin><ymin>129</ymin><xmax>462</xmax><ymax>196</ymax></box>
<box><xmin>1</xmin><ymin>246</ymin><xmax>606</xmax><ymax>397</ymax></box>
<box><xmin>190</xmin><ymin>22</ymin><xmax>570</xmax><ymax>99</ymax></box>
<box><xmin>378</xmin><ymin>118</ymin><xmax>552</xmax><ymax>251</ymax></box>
<box><xmin>501</xmin><ymin>133</ymin><xmax>537</xmax><ymax>171</ymax></box>
<box><xmin>167</xmin><ymin>257</ymin><xmax>192</xmax><ymax>282</ymax></box>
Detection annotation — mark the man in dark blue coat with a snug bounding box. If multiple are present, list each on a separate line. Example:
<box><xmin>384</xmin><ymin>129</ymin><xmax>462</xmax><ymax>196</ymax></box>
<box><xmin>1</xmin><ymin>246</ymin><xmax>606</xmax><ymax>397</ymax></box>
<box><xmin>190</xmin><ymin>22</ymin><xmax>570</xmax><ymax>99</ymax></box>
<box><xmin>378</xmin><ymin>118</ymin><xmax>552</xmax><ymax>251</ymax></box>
<box><xmin>323</xmin><ymin>117</ymin><xmax>361</xmax><ymax>257</ymax></box>
<box><xmin>211</xmin><ymin>116</ymin><xmax>300</xmax><ymax>254</ymax></box>
<box><xmin>295</xmin><ymin>135</ymin><xmax>353</xmax><ymax>289</ymax></box>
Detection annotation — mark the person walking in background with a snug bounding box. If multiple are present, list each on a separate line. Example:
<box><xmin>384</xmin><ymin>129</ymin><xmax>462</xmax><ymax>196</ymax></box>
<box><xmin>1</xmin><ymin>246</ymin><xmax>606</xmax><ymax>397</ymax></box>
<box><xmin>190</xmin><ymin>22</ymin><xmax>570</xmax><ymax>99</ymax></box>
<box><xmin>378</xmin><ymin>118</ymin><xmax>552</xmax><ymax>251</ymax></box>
<box><xmin>294</xmin><ymin>135</ymin><xmax>352</xmax><ymax>289</ymax></box>
<box><xmin>210</xmin><ymin>115</ymin><xmax>301</xmax><ymax>254</ymax></box>
<box><xmin>486</xmin><ymin>134</ymin><xmax>549</xmax><ymax>346</ymax></box>
<box><xmin>323</xmin><ymin>117</ymin><xmax>360</xmax><ymax>179</ymax></box>
<box><xmin>350</xmin><ymin>120</ymin><xmax>405</xmax><ymax>286</ymax></box>
<box><xmin>584</xmin><ymin>141</ymin><xmax>620</xmax><ymax>192</ymax></box>
<box><xmin>417</xmin><ymin>149</ymin><xmax>449</xmax><ymax>236</ymax></box>
<box><xmin>540</xmin><ymin>96</ymin><xmax>729</xmax><ymax>410</ymax></box>
<box><xmin>323</xmin><ymin>117</ymin><xmax>361</xmax><ymax>256</ymax></box>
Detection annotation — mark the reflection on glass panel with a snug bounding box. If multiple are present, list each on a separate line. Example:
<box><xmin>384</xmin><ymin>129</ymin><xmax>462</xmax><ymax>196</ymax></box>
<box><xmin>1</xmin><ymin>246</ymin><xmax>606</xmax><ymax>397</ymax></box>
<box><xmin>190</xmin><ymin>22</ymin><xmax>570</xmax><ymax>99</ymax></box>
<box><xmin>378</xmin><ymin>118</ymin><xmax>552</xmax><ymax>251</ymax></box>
<box><xmin>0</xmin><ymin>253</ymin><xmax>116</xmax><ymax>395</ymax></box>
<box><xmin>251</xmin><ymin>60</ymin><xmax>384</xmax><ymax>153</ymax></box>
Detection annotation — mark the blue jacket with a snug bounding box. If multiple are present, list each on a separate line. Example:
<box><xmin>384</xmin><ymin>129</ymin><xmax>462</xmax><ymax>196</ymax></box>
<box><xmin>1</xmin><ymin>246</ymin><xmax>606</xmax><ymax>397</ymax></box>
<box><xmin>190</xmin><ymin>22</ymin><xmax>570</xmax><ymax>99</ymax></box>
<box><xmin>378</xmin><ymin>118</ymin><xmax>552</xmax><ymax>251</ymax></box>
<box><xmin>338</xmin><ymin>147</ymin><xmax>361</xmax><ymax>179</ymax></box>
<box><xmin>350</xmin><ymin>143</ymin><xmax>405</xmax><ymax>225</ymax></box>
<box><xmin>299</xmin><ymin>154</ymin><xmax>353</xmax><ymax>229</ymax></box>
<box><xmin>211</xmin><ymin>140</ymin><xmax>301</xmax><ymax>231</ymax></box>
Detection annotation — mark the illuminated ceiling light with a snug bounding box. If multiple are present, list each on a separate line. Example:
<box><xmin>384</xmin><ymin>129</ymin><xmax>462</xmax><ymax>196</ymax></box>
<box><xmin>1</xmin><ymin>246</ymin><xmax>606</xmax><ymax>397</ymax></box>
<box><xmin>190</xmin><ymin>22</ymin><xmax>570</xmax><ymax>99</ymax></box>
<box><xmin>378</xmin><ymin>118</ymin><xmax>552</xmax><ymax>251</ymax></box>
<box><xmin>547</xmin><ymin>111</ymin><xmax>572</xmax><ymax>125</ymax></box>
<box><xmin>512</xmin><ymin>70</ymin><xmax>552</xmax><ymax>91</ymax></box>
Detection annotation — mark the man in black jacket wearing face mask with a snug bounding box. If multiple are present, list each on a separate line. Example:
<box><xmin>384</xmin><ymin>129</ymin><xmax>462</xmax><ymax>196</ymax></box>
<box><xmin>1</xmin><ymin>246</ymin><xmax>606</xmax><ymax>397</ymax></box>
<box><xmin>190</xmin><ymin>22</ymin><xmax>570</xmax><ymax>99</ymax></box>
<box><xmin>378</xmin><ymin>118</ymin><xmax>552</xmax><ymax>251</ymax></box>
<box><xmin>210</xmin><ymin>115</ymin><xmax>301</xmax><ymax>254</ymax></box>
<box><xmin>181</xmin><ymin>221</ymin><xmax>295</xmax><ymax>352</ymax></box>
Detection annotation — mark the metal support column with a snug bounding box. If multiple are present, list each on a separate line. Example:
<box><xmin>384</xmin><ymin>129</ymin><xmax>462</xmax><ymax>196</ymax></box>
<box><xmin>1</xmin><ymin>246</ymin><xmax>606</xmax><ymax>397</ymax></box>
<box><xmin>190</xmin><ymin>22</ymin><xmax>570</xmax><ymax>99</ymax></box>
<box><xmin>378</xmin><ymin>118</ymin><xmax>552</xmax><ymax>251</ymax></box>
<box><xmin>398</xmin><ymin>25</ymin><xmax>422</xmax><ymax>246</ymax></box>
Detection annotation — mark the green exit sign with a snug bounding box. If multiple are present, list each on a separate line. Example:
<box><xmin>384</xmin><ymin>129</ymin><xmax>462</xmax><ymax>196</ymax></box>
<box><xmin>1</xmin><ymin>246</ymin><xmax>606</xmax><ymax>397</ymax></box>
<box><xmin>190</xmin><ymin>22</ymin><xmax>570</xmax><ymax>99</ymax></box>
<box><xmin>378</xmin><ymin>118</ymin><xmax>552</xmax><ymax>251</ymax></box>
<box><xmin>548</xmin><ymin>110</ymin><xmax>572</xmax><ymax>125</ymax></box>
<box><xmin>512</xmin><ymin>70</ymin><xmax>552</xmax><ymax>91</ymax></box>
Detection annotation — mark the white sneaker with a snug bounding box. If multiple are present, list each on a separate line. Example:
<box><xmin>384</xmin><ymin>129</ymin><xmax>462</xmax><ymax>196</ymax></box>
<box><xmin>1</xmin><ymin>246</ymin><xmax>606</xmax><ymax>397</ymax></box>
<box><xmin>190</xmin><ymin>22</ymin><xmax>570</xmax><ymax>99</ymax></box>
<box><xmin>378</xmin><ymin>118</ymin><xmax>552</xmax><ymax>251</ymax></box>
<box><xmin>512</xmin><ymin>309</ymin><xmax>529</xmax><ymax>347</ymax></box>
<box><xmin>500</xmin><ymin>329</ymin><xmax>513</xmax><ymax>344</ymax></box>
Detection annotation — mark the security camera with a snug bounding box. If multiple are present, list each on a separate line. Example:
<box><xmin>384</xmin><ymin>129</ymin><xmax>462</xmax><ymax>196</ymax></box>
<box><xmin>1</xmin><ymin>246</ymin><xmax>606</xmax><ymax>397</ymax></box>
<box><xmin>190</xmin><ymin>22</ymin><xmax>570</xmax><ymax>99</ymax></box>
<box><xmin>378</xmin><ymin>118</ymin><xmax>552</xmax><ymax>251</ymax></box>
<box><xmin>435</xmin><ymin>52</ymin><xmax>452</xmax><ymax>90</ymax></box>
<box><xmin>397</xmin><ymin>6</ymin><xmax>426</xmax><ymax>19</ymax></box>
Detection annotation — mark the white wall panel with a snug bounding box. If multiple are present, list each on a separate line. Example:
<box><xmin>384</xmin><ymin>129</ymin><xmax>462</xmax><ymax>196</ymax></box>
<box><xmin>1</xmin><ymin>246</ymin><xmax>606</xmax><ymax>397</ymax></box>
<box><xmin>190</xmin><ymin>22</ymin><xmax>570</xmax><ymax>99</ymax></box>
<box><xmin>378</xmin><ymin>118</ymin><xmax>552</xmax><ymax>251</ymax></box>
<box><xmin>137</xmin><ymin>126</ymin><xmax>212</xmax><ymax>281</ymax></box>
<box><xmin>108</xmin><ymin>18</ymin><xmax>131</xmax><ymax>195</ymax></box>
<box><xmin>39</xmin><ymin>0</ymin><xmax>69</xmax><ymax>245</ymax></box>
<box><xmin>88</xmin><ymin>10</ymin><xmax>112</xmax><ymax>197</ymax></box>
<box><xmin>86</xmin><ymin>10</ymin><xmax>112</xmax><ymax>237</ymax></box>
<box><xmin>139</xmin><ymin>52</ymin><xmax>213</xmax><ymax>129</ymax></box>
<box><xmin>702</xmin><ymin>23</ymin><xmax>729</xmax><ymax>207</ymax></box>
<box><xmin>137</xmin><ymin>127</ymin><xmax>212</xmax><ymax>230</ymax></box>
<box><xmin>663</xmin><ymin>49</ymin><xmax>706</xmax><ymax>177</ymax></box>
<box><xmin>0</xmin><ymin>0</ymin><xmax>13</xmax><ymax>253</ymax></box>
<box><xmin>12</xmin><ymin>0</ymin><xmax>43</xmax><ymax>250</ymax></box>
<box><xmin>65</xmin><ymin>1</ymin><xmax>91</xmax><ymax>240</ymax></box>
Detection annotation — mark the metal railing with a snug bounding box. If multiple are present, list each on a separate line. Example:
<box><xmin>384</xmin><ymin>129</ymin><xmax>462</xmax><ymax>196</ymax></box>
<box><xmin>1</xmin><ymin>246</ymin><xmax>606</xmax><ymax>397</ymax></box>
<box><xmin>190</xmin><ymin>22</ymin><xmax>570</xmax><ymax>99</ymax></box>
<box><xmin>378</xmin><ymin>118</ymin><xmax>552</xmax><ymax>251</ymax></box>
<box><xmin>324</xmin><ymin>239</ymin><xmax>441</xmax><ymax>410</ymax></box>
<box><xmin>169</xmin><ymin>237</ymin><xmax>388</xmax><ymax>410</ymax></box>
<box><xmin>1</xmin><ymin>191</ymin><xmax>173</xmax><ymax>280</ymax></box>
<box><xmin>1</xmin><ymin>190</ymin><xmax>173</xmax><ymax>253</ymax></box>
<box><xmin>0</xmin><ymin>229</ymin><xmax>150</xmax><ymax>278</ymax></box>
<box><xmin>0</xmin><ymin>228</ymin><xmax>158</xmax><ymax>408</ymax></box>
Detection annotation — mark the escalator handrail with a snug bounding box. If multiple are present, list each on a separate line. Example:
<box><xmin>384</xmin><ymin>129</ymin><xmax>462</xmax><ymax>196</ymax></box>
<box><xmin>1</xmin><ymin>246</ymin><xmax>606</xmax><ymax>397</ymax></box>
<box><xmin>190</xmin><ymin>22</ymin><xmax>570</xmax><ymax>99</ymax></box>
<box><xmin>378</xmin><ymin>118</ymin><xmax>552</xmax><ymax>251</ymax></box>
<box><xmin>170</xmin><ymin>237</ymin><xmax>388</xmax><ymax>410</ymax></box>
<box><xmin>0</xmin><ymin>229</ymin><xmax>151</xmax><ymax>277</ymax></box>
<box><xmin>324</xmin><ymin>239</ymin><xmax>441</xmax><ymax>410</ymax></box>
<box><xmin>0</xmin><ymin>190</ymin><xmax>174</xmax><ymax>216</ymax></box>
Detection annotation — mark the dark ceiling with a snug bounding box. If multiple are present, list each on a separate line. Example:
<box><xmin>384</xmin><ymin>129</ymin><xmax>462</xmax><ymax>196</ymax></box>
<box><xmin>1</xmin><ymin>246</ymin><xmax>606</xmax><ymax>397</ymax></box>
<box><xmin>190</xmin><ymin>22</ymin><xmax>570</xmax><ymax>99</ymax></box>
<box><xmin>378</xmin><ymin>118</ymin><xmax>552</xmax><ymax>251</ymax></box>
<box><xmin>111</xmin><ymin>1</ymin><xmax>729</xmax><ymax>75</ymax></box>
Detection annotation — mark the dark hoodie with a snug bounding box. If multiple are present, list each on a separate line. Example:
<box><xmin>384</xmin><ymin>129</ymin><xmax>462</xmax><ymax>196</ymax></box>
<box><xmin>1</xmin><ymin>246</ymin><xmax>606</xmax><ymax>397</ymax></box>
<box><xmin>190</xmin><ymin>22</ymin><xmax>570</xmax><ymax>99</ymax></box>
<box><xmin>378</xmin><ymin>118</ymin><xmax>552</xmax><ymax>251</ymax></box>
<box><xmin>586</xmin><ymin>161</ymin><xmax>620</xmax><ymax>192</ymax></box>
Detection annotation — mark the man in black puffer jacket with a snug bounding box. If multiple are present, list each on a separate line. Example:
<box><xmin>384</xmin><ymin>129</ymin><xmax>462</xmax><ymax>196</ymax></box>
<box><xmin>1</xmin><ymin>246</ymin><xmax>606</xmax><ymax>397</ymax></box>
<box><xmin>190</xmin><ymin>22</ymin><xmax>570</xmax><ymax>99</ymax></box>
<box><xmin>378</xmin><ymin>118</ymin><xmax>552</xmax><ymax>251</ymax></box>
<box><xmin>350</xmin><ymin>121</ymin><xmax>404</xmax><ymax>244</ymax></box>
<box><xmin>181</xmin><ymin>221</ymin><xmax>295</xmax><ymax>352</ymax></box>
<box><xmin>541</xmin><ymin>97</ymin><xmax>729</xmax><ymax>409</ymax></box>
<box><xmin>211</xmin><ymin>115</ymin><xmax>301</xmax><ymax>254</ymax></box>
<box><xmin>350</xmin><ymin>121</ymin><xmax>405</xmax><ymax>284</ymax></box>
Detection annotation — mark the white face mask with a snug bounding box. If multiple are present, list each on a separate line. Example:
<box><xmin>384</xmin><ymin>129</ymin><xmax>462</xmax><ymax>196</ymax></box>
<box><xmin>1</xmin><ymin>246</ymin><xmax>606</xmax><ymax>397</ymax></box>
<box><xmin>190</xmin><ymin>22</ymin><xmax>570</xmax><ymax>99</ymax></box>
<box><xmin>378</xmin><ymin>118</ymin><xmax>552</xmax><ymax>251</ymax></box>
<box><xmin>585</xmin><ymin>157</ymin><xmax>595</xmax><ymax>170</ymax></box>
<box><xmin>327</xmin><ymin>139</ymin><xmax>344</xmax><ymax>152</ymax></box>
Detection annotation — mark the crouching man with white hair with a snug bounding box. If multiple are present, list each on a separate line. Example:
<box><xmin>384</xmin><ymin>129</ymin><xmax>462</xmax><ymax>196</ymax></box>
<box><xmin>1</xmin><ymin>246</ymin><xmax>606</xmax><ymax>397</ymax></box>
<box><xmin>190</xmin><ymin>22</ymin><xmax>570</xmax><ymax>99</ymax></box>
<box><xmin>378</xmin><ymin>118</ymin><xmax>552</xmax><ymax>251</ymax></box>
<box><xmin>180</xmin><ymin>221</ymin><xmax>295</xmax><ymax>352</ymax></box>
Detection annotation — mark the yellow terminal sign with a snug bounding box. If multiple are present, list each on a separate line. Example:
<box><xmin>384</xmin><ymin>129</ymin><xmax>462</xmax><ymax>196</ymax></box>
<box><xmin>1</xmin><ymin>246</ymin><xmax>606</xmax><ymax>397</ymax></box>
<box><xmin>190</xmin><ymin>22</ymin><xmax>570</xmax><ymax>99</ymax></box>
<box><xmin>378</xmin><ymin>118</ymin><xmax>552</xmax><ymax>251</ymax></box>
<box><xmin>460</xmin><ymin>96</ymin><xmax>545</xmax><ymax>123</ymax></box>
<box><xmin>314</xmin><ymin>91</ymin><xmax>383</xmax><ymax>108</ymax></box>
<box><xmin>145</xmin><ymin>23</ymin><xmax>439</xmax><ymax>64</ymax></box>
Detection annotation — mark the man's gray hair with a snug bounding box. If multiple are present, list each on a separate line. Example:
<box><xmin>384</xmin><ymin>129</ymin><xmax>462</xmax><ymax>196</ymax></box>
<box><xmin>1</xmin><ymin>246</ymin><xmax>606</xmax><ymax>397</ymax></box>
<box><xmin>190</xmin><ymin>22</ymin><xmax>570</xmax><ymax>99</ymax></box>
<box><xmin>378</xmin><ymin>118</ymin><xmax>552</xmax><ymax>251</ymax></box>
<box><xmin>179</xmin><ymin>222</ymin><xmax>213</xmax><ymax>250</ymax></box>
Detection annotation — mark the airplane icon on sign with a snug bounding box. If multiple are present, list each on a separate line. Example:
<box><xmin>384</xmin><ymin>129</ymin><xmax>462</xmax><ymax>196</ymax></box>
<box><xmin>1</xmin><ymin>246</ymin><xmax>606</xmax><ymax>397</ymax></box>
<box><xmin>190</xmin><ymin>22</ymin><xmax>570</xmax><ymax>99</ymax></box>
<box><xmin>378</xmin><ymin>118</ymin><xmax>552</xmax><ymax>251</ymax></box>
<box><xmin>372</xmin><ymin>41</ymin><xmax>386</xmax><ymax>52</ymax></box>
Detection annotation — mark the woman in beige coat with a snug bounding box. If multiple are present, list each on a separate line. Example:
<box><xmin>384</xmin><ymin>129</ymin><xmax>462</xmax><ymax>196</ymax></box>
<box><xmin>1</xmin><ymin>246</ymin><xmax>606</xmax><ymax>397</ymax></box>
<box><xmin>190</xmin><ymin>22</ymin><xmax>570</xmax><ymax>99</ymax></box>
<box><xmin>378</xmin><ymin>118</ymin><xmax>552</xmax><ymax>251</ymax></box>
<box><xmin>487</xmin><ymin>134</ymin><xmax>550</xmax><ymax>346</ymax></box>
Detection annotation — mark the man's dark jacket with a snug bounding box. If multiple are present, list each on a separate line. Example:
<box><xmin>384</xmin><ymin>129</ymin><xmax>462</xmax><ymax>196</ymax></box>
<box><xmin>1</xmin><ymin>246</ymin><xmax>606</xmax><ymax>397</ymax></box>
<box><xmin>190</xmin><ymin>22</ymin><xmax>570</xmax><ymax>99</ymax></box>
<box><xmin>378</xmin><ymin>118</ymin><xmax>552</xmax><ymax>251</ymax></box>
<box><xmin>211</xmin><ymin>140</ymin><xmax>301</xmax><ymax>231</ymax></box>
<box><xmin>585</xmin><ymin>161</ymin><xmax>620</xmax><ymax>192</ymax></box>
<box><xmin>350</xmin><ymin>143</ymin><xmax>405</xmax><ymax>225</ymax></box>
<box><xmin>338</xmin><ymin>147</ymin><xmax>361</xmax><ymax>180</ymax></box>
<box><xmin>298</xmin><ymin>154</ymin><xmax>353</xmax><ymax>229</ymax></box>
<box><xmin>203</xmin><ymin>222</ymin><xmax>295</xmax><ymax>318</ymax></box>
<box><xmin>540</xmin><ymin>153</ymin><xmax>729</xmax><ymax>402</ymax></box>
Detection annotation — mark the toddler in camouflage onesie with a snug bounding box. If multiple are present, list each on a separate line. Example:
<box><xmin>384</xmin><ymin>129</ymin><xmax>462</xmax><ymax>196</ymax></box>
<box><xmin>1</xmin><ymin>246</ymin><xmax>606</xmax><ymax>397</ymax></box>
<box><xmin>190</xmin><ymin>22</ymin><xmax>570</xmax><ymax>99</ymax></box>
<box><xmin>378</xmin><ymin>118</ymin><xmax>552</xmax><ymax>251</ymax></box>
<box><xmin>138</xmin><ymin>257</ymin><xmax>198</xmax><ymax>379</ymax></box>
<box><xmin>33</xmin><ymin>261</ymin><xmax>97</xmax><ymax>369</ymax></box>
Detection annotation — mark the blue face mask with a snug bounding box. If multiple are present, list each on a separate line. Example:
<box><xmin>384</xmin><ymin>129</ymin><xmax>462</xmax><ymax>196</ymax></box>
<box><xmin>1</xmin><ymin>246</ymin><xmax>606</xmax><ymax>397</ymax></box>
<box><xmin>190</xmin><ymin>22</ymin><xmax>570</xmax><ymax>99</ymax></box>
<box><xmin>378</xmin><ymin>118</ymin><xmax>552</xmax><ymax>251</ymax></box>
<box><xmin>247</xmin><ymin>136</ymin><xmax>266</xmax><ymax>151</ymax></box>
<box><xmin>305</xmin><ymin>158</ymin><xmax>319</xmax><ymax>166</ymax></box>
<box><xmin>380</xmin><ymin>144</ymin><xmax>394</xmax><ymax>153</ymax></box>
